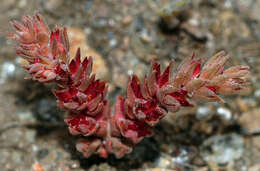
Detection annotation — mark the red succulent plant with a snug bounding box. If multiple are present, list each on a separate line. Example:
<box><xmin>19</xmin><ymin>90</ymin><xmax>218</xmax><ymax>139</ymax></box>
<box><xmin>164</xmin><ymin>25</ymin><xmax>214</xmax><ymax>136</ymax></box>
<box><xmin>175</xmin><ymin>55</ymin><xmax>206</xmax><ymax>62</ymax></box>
<box><xmin>8</xmin><ymin>13</ymin><xmax>250</xmax><ymax>158</ymax></box>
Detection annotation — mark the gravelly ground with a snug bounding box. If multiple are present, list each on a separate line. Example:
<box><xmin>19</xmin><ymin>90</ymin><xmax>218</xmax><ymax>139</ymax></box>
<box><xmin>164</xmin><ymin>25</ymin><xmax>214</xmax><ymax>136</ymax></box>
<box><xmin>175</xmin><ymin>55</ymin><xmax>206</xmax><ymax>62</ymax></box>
<box><xmin>0</xmin><ymin>0</ymin><xmax>260</xmax><ymax>170</ymax></box>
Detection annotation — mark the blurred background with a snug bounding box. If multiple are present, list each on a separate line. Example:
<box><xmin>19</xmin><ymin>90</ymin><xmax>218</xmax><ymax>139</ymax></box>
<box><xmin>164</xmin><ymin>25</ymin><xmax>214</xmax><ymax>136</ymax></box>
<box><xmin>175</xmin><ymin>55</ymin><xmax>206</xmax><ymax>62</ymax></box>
<box><xmin>0</xmin><ymin>0</ymin><xmax>260</xmax><ymax>170</ymax></box>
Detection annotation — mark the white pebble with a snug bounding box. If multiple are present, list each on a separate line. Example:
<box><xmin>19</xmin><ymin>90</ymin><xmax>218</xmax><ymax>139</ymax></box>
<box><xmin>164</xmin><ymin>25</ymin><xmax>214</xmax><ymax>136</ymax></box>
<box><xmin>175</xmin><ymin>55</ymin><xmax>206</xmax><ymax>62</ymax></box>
<box><xmin>217</xmin><ymin>107</ymin><xmax>232</xmax><ymax>121</ymax></box>
<box><xmin>254</xmin><ymin>89</ymin><xmax>260</xmax><ymax>98</ymax></box>
<box><xmin>0</xmin><ymin>61</ymin><xmax>16</xmax><ymax>84</ymax></box>
<box><xmin>196</xmin><ymin>106</ymin><xmax>211</xmax><ymax>120</ymax></box>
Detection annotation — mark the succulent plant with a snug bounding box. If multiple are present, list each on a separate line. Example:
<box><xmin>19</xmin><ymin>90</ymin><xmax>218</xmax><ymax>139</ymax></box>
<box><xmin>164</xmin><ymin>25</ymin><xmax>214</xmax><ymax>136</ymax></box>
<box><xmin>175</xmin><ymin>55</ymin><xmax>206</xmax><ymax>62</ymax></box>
<box><xmin>8</xmin><ymin>13</ymin><xmax>250</xmax><ymax>158</ymax></box>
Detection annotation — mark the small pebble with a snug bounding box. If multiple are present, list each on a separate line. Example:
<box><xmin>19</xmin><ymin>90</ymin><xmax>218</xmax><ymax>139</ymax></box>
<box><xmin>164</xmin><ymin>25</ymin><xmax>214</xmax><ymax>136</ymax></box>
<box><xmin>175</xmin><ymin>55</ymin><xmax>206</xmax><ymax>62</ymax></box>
<box><xmin>254</xmin><ymin>89</ymin><xmax>260</xmax><ymax>98</ymax></box>
<box><xmin>140</xmin><ymin>30</ymin><xmax>151</xmax><ymax>43</ymax></box>
<box><xmin>172</xmin><ymin>149</ymin><xmax>189</xmax><ymax>164</ymax></box>
<box><xmin>122</xmin><ymin>16</ymin><xmax>133</xmax><ymax>25</ymax></box>
<box><xmin>37</xmin><ymin>149</ymin><xmax>49</xmax><ymax>160</ymax></box>
<box><xmin>32</xmin><ymin>145</ymin><xmax>39</xmax><ymax>152</ymax></box>
<box><xmin>196</xmin><ymin>106</ymin><xmax>212</xmax><ymax>120</ymax></box>
<box><xmin>217</xmin><ymin>107</ymin><xmax>232</xmax><ymax>121</ymax></box>
<box><xmin>201</xmin><ymin>133</ymin><xmax>244</xmax><ymax>165</ymax></box>
<box><xmin>17</xmin><ymin>110</ymin><xmax>34</xmax><ymax>121</ymax></box>
<box><xmin>224</xmin><ymin>0</ymin><xmax>233</xmax><ymax>8</ymax></box>
<box><xmin>156</xmin><ymin>156</ymin><xmax>171</xmax><ymax>168</ymax></box>
<box><xmin>109</xmin><ymin>39</ymin><xmax>118</xmax><ymax>47</ymax></box>
<box><xmin>45</xmin><ymin>0</ymin><xmax>64</xmax><ymax>10</ymax></box>
<box><xmin>18</xmin><ymin>0</ymin><xmax>27</xmax><ymax>8</ymax></box>
<box><xmin>0</xmin><ymin>61</ymin><xmax>16</xmax><ymax>84</ymax></box>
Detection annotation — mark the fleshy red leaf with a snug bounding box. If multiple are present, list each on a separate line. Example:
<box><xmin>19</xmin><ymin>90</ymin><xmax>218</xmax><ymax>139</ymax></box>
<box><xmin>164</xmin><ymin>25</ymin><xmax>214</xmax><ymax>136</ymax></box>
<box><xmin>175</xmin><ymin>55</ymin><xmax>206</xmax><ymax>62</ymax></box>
<box><xmin>130</xmin><ymin>75</ymin><xmax>143</xmax><ymax>99</ymax></box>
<box><xmin>54</xmin><ymin>88</ymin><xmax>78</xmax><ymax>102</ymax></box>
<box><xmin>159</xmin><ymin>66</ymin><xmax>170</xmax><ymax>87</ymax></box>
<box><xmin>127</xmin><ymin>120</ymin><xmax>152</xmax><ymax>137</ymax></box>
<box><xmin>192</xmin><ymin>60</ymin><xmax>201</xmax><ymax>78</ymax></box>
<box><xmin>169</xmin><ymin>89</ymin><xmax>192</xmax><ymax>107</ymax></box>
<box><xmin>69</xmin><ymin>48</ymin><xmax>81</xmax><ymax>75</ymax></box>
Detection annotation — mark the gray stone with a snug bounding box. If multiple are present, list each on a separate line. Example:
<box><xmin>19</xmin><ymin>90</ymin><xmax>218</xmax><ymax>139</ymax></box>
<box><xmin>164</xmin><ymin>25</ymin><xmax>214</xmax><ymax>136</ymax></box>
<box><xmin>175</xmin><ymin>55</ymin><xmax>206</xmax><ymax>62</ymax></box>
<box><xmin>201</xmin><ymin>134</ymin><xmax>244</xmax><ymax>165</ymax></box>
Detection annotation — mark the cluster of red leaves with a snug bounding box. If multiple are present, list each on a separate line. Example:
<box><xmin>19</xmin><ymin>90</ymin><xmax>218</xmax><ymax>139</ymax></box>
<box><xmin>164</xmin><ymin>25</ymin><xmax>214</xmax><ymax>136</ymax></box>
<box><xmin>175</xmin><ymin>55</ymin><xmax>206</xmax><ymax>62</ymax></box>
<box><xmin>9</xmin><ymin>13</ymin><xmax>250</xmax><ymax>158</ymax></box>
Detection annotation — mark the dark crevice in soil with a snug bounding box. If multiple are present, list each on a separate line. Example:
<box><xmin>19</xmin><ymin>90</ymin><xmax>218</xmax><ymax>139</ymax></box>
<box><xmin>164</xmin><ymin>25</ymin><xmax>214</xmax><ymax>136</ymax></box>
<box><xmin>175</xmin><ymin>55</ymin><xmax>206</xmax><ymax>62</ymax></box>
<box><xmin>158</xmin><ymin>18</ymin><xmax>181</xmax><ymax>36</ymax></box>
